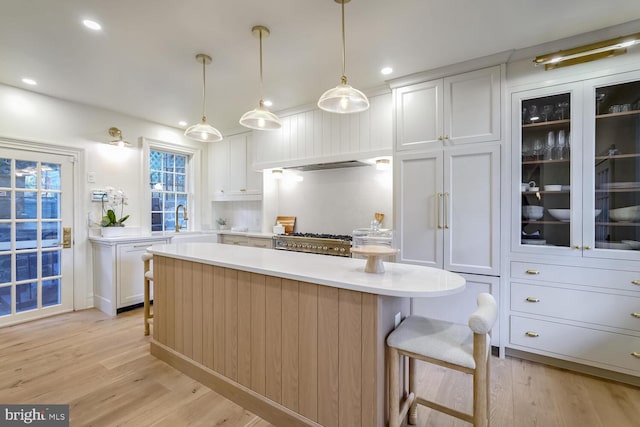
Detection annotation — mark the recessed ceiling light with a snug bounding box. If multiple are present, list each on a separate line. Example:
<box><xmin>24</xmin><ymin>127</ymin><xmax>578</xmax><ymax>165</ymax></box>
<box><xmin>380</xmin><ymin>67</ymin><xmax>393</xmax><ymax>75</ymax></box>
<box><xmin>178</xmin><ymin>121</ymin><xmax>188</xmax><ymax>127</ymax></box>
<box><xmin>82</xmin><ymin>19</ymin><xmax>102</xmax><ymax>31</ymax></box>
<box><xmin>263</xmin><ymin>100</ymin><xmax>273</xmax><ymax>107</ymax></box>
<box><xmin>22</xmin><ymin>78</ymin><xmax>37</xmax><ymax>86</ymax></box>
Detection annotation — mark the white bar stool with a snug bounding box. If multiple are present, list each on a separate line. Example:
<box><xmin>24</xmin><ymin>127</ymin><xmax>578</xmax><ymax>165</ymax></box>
<box><xmin>386</xmin><ymin>293</ymin><xmax>497</xmax><ymax>427</ymax></box>
<box><xmin>142</xmin><ymin>252</ymin><xmax>153</xmax><ymax>336</ymax></box>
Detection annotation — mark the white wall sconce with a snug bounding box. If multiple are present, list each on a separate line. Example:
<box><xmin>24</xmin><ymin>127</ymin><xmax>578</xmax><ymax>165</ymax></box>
<box><xmin>108</xmin><ymin>127</ymin><xmax>131</xmax><ymax>147</ymax></box>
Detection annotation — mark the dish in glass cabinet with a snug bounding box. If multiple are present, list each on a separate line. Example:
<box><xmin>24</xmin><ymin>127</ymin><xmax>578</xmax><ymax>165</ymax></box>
<box><xmin>610</xmin><ymin>205</ymin><xmax>640</xmax><ymax>222</ymax></box>
<box><xmin>595</xmin><ymin>241</ymin><xmax>632</xmax><ymax>250</ymax></box>
<box><xmin>522</xmin><ymin>239</ymin><xmax>546</xmax><ymax>245</ymax></box>
<box><xmin>600</xmin><ymin>182</ymin><xmax>640</xmax><ymax>190</ymax></box>
<box><xmin>621</xmin><ymin>240</ymin><xmax>640</xmax><ymax>250</ymax></box>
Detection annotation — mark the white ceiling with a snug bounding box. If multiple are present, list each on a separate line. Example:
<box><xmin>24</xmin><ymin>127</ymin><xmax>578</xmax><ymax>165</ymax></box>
<box><xmin>1</xmin><ymin>0</ymin><xmax>639</xmax><ymax>134</ymax></box>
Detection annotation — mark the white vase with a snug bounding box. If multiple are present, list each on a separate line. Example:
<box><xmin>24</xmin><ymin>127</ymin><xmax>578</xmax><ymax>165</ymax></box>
<box><xmin>101</xmin><ymin>226</ymin><xmax>126</xmax><ymax>237</ymax></box>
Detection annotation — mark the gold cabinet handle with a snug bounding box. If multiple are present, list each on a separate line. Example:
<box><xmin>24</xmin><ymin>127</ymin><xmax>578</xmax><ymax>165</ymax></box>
<box><xmin>438</xmin><ymin>136</ymin><xmax>443</xmax><ymax>141</ymax></box>
<box><xmin>632</xmin><ymin>352</ymin><xmax>640</xmax><ymax>359</ymax></box>
<box><xmin>574</xmin><ymin>245</ymin><xmax>581</xmax><ymax>249</ymax></box>
<box><xmin>444</xmin><ymin>135</ymin><xmax>449</xmax><ymax>140</ymax></box>
<box><xmin>444</xmin><ymin>192</ymin><xmax>450</xmax><ymax>229</ymax></box>
<box><xmin>632</xmin><ymin>280</ymin><xmax>640</xmax><ymax>286</ymax></box>
<box><xmin>525</xmin><ymin>269</ymin><xmax>540</xmax><ymax>275</ymax></box>
<box><xmin>631</xmin><ymin>312</ymin><xmax>640</xmax><ymax>319</ymax></box>
<box><xmin>525</xmin><ymin>331</ymin><xmax>539</xmax><ymax>337</ymax></box>
<box><xmin>437</xmin><ymin>193</ymin><xmax>443</xmax><ymax>229</ymax></box>
<box><xmin>240</xmin><ymin>188</ymin><xmax>246</xmax><ymax>192</ymax></box>
<box><xmin>584</xmin><ymin>245</ymin><xmax>591</xmax><ymax>250</ymax></box>
<box><xmin>526</xmin><ymin>297</ymin><xmax>540</xmax><ymax>303</ymax></box>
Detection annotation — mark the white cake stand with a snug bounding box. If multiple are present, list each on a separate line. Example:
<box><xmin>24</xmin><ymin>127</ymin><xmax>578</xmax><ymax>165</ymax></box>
<box><xmin>350</xmin><ymin>245</ymin><xmax>399</xmax><ymax>273</ymax></box>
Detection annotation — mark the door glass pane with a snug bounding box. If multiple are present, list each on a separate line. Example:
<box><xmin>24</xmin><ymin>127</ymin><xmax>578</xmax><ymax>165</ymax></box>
<box><xmin>16</xmin><ymin>222</ymin><xmax>37</xmax><ymax>250</ymax></box>
<box><xmin>15</xmin><ymin>160</ymin><xmax>37</xmax><ymax>189</ymax></box>
<box><xmin>0</xmin><ymin>286</ymin><xmax>10</xmax><ymax>316</ymax></box>
<box><xmin>16</xmin><ymin>282</ymin><xmax>37</xmax><ymax>312</ymax></box>
<box><xmin>43</xmin><ymin>279</ymin><xmax>60</xmax><ymax>307</ymax></box>
<box><xmin>0</xmin><ymin>223</ymin><xmax>9</xmax><ymax>251</ymax></box>
<box><xmin>41</xmin><ymin>163</ymin><xmax>60</xmax><ymax>190</ymax></box>
<box><xmin>16</xmin><ymin>191</ymin><xmax>37</xmax><ymax>219</ymax></box>
<box><xmin>0</xmin><ymin>158</ymin><xmax>10</xmax><ymax>187</ymax></box>
<box><xmin>16</xmin><ymin>252</ymin><xmax>37</xmax><ymax>281</ymax></box>
<box><xmin>521</xmin><ymin>93</ymin><xmax>572</xmax><ymax>248</ymax></box>
<box><xmin>0</xmin><ymin>254</ymin><xmax>10</xmax><ymax>284</ymax></box>
<box><xmin>42</xmin><ymin>222</ymin><xmax>60</xmax><ymax>248</ymax></box>
<box><xmin>42</xmin><ymin>250</ymin><xmax>61</xmax><ymax>277</ymax></box>
<box><xmin>0</xmin><ymin>190</ymin><xmax>10</xmax><ymax>219</ymax></box>
<box><xmin>594</xmin><ymin>81</ymin><xmax>640</xmax><ymax>250</ymax></box>
<box><xmin>42</xmin><ymin>193</ymin><xmax>60</xmax><ymax>218</ymax></box>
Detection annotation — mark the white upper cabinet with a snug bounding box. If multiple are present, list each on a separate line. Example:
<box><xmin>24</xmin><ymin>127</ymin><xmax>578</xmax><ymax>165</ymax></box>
<box><xmin>211</xmin><ymin>132</ymin><xmax>262</xmax><ymax>201</ymax></box>
<box><xmin>253</xmin><ymin>93</ymin><xmax>392</xmax><ymax>169</ymax></box>
<box><xmin>395</xmin><ymin>66</ymin><xmax>501</xmax><ymax>151</ymax></box>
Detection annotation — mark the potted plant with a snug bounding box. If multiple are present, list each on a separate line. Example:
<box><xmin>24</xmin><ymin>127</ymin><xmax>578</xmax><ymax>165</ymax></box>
<box><xmin>216</xmin><ymin>217</ymin><xmax>227</xmax><ymax>230</ymax></box>
<box><xmin>101</xmin><ymin>187</ymin><xmax>129</xmax><ymax>237</ymax></box>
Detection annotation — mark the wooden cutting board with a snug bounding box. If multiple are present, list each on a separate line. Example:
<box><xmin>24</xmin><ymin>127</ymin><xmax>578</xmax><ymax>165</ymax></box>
<box><xmin>276</xmin><ymin>216</ymin><xmax>296</xmax><ymax>234</ymax></box>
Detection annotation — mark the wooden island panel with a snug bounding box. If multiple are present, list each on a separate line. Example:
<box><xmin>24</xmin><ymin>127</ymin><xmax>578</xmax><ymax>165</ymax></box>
<box><xmin>151</xmin><ymin>256</ymin><xmax>381</xmax><ymax>427</ymax></box>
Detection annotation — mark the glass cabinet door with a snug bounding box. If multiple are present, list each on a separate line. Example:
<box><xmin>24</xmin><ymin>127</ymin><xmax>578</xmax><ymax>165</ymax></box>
<box><xmin>591</xmin><ymin>79</ymin><xmax>640</xmax><ymax>253</ymax></box>
<box><xmin>519</xmin><ymin>91</ymin><xmax>574</xmax><ymax>249</ymax></box>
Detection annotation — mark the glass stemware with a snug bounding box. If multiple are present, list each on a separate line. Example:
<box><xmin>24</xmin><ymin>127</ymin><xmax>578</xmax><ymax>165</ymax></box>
<box><xmin>541</xmin><ymin>104</ymin><xmax>555</xmax><ymax>122</ymax></box>
<box><xmin>556</xmin><ymin>102</ymin><xmax>569</xmax><ymax>120</ymax></box>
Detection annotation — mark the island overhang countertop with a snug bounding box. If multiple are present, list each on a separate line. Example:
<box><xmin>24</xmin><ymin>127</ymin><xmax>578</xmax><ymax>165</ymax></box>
<box><xmin>147</xmin><ymin>242</ymin><xmax>465</xmax><ymax>297</ymax></box>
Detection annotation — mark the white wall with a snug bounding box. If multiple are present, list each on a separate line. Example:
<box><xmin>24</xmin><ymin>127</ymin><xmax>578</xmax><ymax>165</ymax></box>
<box><xmin>0</xmin><ymin>83</ymin><xmax>209</xmax><ymax>310</ymax></box>
<box><xmin>211</xmin><ymin>200</ymin><xmax>262</xmax><ymax>231</ymax></box>
<box><xmin>268</xmin><ymin>165</ymin><xmax>393</xmax><ymax>235</ymax></box>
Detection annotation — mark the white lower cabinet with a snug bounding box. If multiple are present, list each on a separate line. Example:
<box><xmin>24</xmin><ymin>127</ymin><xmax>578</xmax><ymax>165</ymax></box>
<box><xmin>91</xmin><ymin>237</ymin><xmax>170</xmax><ymax>316</ymax></box>
<box><xmin>412</xmin><ymin>273</ymin><xmax>500</xmax><ymax>346</ymax></box>
<box><xmin>507</xmin><ymin>262</ymin><xmax>640</xmax><ymax>377</ymax></box>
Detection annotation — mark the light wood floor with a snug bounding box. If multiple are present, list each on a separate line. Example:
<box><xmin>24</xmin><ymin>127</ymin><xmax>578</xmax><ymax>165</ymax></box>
<box><xmin>1</xmin><ymin>308</ymin><xmax>639</xmax><ymax>427</ymax></box>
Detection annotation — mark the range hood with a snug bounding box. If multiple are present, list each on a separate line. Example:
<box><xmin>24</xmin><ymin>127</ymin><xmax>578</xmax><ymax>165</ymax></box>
<box><xmin>284</xmin><ymin>160</ymin><xmax>370</xmax><ymax>172</ymax></box>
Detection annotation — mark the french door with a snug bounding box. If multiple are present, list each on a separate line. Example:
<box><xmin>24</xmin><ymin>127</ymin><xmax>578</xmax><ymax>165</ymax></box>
<box><xmin>0</xmin><ymin>148</ymin><xmax>74</xmax><ymax>326</ymax></box>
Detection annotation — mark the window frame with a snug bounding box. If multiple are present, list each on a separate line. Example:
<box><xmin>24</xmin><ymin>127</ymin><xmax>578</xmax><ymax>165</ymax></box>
<box><xmin>141</xmin><ymin>138</ymin><xmax>202</xmax><ymax>233</ymax></box>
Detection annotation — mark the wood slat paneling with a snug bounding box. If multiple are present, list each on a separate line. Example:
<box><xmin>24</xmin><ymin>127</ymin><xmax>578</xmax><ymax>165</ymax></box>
<box><xmin>202</xmin><ymin>264</ymin><xmax>214</xmax><ymax>369</ymax></box>
<box><xmin>339</xmin><ymin>289</ymin><xmax>362</xmax><ymax>427</ymax></box>
<box><xmin>251</xmin><ymin>273</ymin><xmax>267</xmax><ymax>396</ymax></box>
<box><xmin>265</xmin><ymin>276</ymin><xmax>282</xmax><ymax>404</ymax></box>
<box><xmin>224</xmin><ymin>268</ymin><xmax>238</xmax><ymax>380</ymax></box>
<box><xmin>174</xmin><ymin>259</ymin><xmax>184</xmax><ymax>353</ymax></box>
<box><xmin>213</xmin><ymin>266</ymin><xmax>226</xmax><ymax>374</ymax></box>
<box><xmin>165</xmin><ymin>257</ymin><xmax>176</xmax><ymax>349</ymax></box>
<box><xmin>238</xmin><ymin>271</ymin><xmax>252</xmax><ymax>388</ymax></box>
<box><xmin>361</xmin><ymin>293</ymin><xmax>378</xmax><ymax>427</ymax></box>
<box><xmin>153</xmin><ymin>256</ymin><xmax>163</xmax><ymax>343</ymax></box>
<box><xmin>182</xmin><ymin>260</ymin><xmax>194</xmax><ymax>359</ymax></box>
<box><xmin>192</xmin><ymin>262</ymin><xmax>204</xmax><ymax>365</ymax></box>
<box><xmin>299</xmin><ymin>282</ymin><xmax>318</xmax><ymax>421</ymax></box>
<box><xmin>282</xmin><ymin>279</ymin><xmax>299</xmax><ymax>412</ymax></box>
<box><xmin>318</xmin><ymin>286</ymin><xmax>340</xmax><ymax>427</ymax></box>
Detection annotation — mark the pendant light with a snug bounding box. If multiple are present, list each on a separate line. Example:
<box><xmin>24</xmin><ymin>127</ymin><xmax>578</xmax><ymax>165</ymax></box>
<box><xmin>318</xmin><ymin>0</ymin><xmax>369</xmax><ymax>114</ymax></box>
<box><xmin>239</xmin><ymin>26</ymin><xmax>282</xmax><ymax>130</ymax></box>
<box><xmin>184</xmin><ymin>53</ymin><xmax>223</xmax><ymax>142</ymax></box>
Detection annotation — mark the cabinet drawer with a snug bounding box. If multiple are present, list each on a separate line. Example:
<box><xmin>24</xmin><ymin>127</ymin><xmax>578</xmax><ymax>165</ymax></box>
<box><xmin>511</xmin><ymin>261</ymin><xmax>640</xmax><ymax>292</ymax></box>
<box><xmin>511</xmin><ymin>282</ymin><xmax>640</xmax><ymax>331</ymax></box>
<box><xmin>221</xmin><ymin>235</ymin><xmax>249</xmax><ymax>246</ymax></box>
<box><xmin>510</xmin><ymin>316</ymin><xmax>640</xmax><ymax>374</ymax></box>
<box><xmin>248</xmin><ymin>237</ymin><xmax>272</xmax><ymax>248</ymax></box>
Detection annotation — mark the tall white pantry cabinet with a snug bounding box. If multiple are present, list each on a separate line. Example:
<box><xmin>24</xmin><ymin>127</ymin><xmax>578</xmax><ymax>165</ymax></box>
<box><xmin>392</xmin><ymin>65</ymin><xmax>503</xmax><ymax>346</ymax></box>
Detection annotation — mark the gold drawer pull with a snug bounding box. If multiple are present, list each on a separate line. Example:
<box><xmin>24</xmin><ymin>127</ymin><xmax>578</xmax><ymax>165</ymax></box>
<box><xmin>632</xmin><ymin>352</ymin><xmax>640</xmax><ymax>359</ymax></box>
<box><xmin>526</xmin><ymin>297</ymin><xmax>540</xmax><ymax>303</ymax></box>
<box><xmin>632</xmin><ymin>312</ymin><xmax>640</xmax><ymax>319</ymax></box>
<box><xmin>525</xmin><ymin>269</ymin><xmax>540</xmax><ymax>275</ymax></box>
<box><xmin>525</xmin><ymin>331</ymin><xmax>539</xmax><ymax>338</ymax></box>
<box><xmin>632</xmin><ymin>280</ymin><xmax>640</xmax><ymax>286</ymax></box>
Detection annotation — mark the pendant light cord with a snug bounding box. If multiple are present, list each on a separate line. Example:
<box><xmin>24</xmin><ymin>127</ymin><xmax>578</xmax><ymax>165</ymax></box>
<box><xmin>259</xmin><ymin>29</ymin><xmax>264</xmax><ymax>103</ymax></box>
<box><xmin>201</xmin><ymin>57</ymin><xmax>207</xmax><ymax>121</ymax></box>
<box><xmin>341</xmin><ymin>0</ymin><xmax>346</xmax><ymax>82</ymax></box>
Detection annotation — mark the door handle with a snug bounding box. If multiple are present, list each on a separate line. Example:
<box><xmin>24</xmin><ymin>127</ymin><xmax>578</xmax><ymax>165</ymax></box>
<box><xmin>63</xmin><ymin>227</ymin><xmax>72</xmax><ymax>248</ymax></box>
<box><xmin>437</xmin><ymin>193</ymin><xmax>443</xmax><ymax>229</ymax></box>
<box><xmin>444</xmin><ymin>192</ymin><xmax>450</xmax><ymax>229</ymax></box>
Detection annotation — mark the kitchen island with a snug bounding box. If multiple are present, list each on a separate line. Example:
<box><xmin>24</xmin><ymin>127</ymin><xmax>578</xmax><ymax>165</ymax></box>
<box><xmin>147</xmin><ymin>242</ymin><xmax>465</xmax><ymax>427</ymax></box>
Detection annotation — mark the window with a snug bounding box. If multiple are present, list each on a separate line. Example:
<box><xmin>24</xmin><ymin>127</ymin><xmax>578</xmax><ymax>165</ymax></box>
<box><xmin>149</xmin><ymin>150</ymin><xmax>189</xmax><ymax>232</ymax></box>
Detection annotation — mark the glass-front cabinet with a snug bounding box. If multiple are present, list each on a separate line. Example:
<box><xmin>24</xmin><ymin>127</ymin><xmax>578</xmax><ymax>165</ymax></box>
<box><xmin>513</xmin><ymin>71</ymin><xmax>640</xmax><ymax>260</ymax></box>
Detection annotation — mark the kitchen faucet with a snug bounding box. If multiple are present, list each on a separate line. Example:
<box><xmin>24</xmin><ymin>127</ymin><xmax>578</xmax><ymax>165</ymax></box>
<box><xmin>175</xmin><ymin>204</ymin><xmax>189</xmax><ymax>232</ymax></box>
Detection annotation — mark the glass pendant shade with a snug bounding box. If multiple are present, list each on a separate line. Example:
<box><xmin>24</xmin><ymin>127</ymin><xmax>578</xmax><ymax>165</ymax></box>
<box><xmin>240</xmin><ymin>101</ymin><xmax>282</xmax><ymax>130</ymax></box>
<box><xmin>185</xmin><ymin>53</ymin><xmax>223</xmax><ymax>143</ymax></box>
<box><xmin>318</xmin><ymin>77</ymin><xmax>369</xmax><ymax>114</ymax></box>
<box><xmin>184</xmin><ymin>119</ymin><xmax>223</xmax><ymax>142</ymax></box>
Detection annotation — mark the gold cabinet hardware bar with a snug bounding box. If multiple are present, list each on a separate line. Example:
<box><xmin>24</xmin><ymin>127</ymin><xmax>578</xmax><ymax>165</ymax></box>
<box><xmin>525</xmin><ymin>269</ymin><xmax>540</xmax><ymax>275</ymax></box>
<box><xmin>444</xmin><ymin>192</ymin><xmax>450</xmax><ymax>229</ymax></box>
<box><xmin>525</xmin><ymin>331</ymin><xmax>539</xmax><ymax>337</ymax></box>
<box><xmin>632</xmin><ymin>312</ymin><xmax>640</xmax><ymax>319</ymax></box>
<box><xmin>574</xmin><ymin>245</ymin><xmax>581</xmax><ymax>249</ymax></box>
<box><xmin>526</xmin><ymin>297</ymin><xmax>540</xmax><ymax>303</ymax></box>
<box><xmin>437</xmin><ymin>193</ymin><xmax>443</xmax><ymax>229</ymax></box>
<box><xmin>632</xmin><ymin>352</ymin><xmax>640</xmax><ymax>359</ymax></box>
<box><xmin>632</xmin><ymin>280</ymin><xmax>640</xmax><ymax>286</ymax></box>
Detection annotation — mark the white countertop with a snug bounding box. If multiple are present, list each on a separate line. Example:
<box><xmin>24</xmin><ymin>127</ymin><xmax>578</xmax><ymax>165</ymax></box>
<box><xmin>147</xmin><ymin>242</ymin><xmax>465</xmax><ymax>298</ymax></box>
